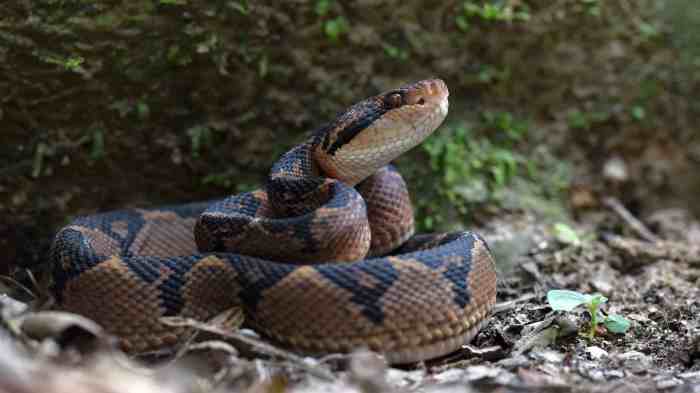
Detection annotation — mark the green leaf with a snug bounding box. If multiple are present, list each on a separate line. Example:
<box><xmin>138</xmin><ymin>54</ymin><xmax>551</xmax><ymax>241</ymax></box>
<box><xmin>456</xmin><ymin>15</ymin><xmax>469</xmax><ymax>32</ymax></box>
<box><xmin>323</xmin><ymin>17</ymin><xmax>348</xmax><ymax>42</ymax></box>
<box><xmin>553</xmin><ymin>222</ymin><xmax>581</xmax><ymax>246</ymax></box>
<box><xmin>631</xmin><ymin>106</ymin><xmax>646</xmax><ymax>121</ymax></box>
<box><xmin>583</xmin><ymin>293</ymin><xmax>608</xmax><ymax>307</ymax></box>
<box><xmin>136</xmin><ymin>102</ymin><xmax>150</xmax><ymax>120</ymax></box>
<box><xmin>90</xmin><ymin>128</ymin><xmax>105</xmax><ymax>160</ymax></box>
<box><xmin>32</xmin><ymin>142</ymin><xmax>48</xmax><ymax>178</ymax></box>
<box><xmin>230</xmin><ymin>1</ymin><xmax>249</xmax><ymax>15</ymax></box>
<box><xmin>604</xmin><ymin>314</ymin><xmax>631</xmax><ymax>333</ymax></box>
<box><xmin>315</xmin><ymin>0</ymin><xmax>332</xmax><ymax>16</ymax></box>
<box><xmin>547</xmin><ymin>290</ymin><xmax>587</xmax><ymax>311</ymax></box>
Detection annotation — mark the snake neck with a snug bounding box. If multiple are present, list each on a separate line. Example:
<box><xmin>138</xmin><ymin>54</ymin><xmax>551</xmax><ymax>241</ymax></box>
<box><xmin>266</xmin><ymin>142</ymin><xmax>334</xmax><ymax>217</ymax></box>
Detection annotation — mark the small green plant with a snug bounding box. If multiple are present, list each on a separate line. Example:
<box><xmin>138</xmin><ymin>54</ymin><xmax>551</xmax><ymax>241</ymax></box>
<box><xmin>567</xmin><ymin>109</ymin><xmax>611</xmax><ymax>130</ymax></box>
<box><xmin>314</xmin><ymin>0</ymin><xmax>348</xmax><ymax>43</ymax></box>
<box><xmin>323</xmin><ymin>16</ymin><xmax>348</xmax><ymax>42</ymax></box>
<box><xmin>229</xmin><ymin>0</ymin><xmax>250</xmax><ymax>15</ymax></box>
<box><xmin>382</xmin><ymin>44</ymin><xmax>409</xmax><ymax>61</ymax></box>
<box><xmin>416</xmin><ymin>113</ymin><xmax>530</xmax><ymax>229</ymax></box>
<box><xmin>476</xmin><ymin>65</ymin><xmax>511</xmax><ymax>84</ymax></box>
<box><xmin>411</xmin><ymin>108</ymin><xmax>572</xmax><ymax>230</ymax></box>
<box><xmin>630</xmin><ymin>105</ymin><xmax>646</xmax><ymax>121</ymax></box>
<box><xmin>547</xmin><ymin>290</ymin><xmax>631</xmax><ymax>341</ymax></box>
<box><xmin>580</xmin><ymin>0</ymin><xmax>601</xmax><ymax>17</ymax></box>
<box><xmin>41</xmin><ymin>54</ymin><xmax>85</xmax><ymax>73</ymax></box>
<box><xmin>90</xmin><ymin>128</ymin><xmax>105</xmax><ymax>161</ymax></box>
<box><xmin>456</xmin><ymin>1</ymin><xmax>530</xmax><ymax>31</ymax></box>
<box><xmin>187</xmin><ymin>125</ymin><xmax>212</xmax><ymax>158</ymax></box>
<box><xmin>108</xmin><ymin>99</ymin><xmax>150</xmax><ymax>120</ymax></box>
<box><xmin>315</xmin><ymin>0</ymin><xmax>332</xmax><ymax>16</ymax></box>
<box><xmin>552</xmin><ymin>222</ymin><xmax>582</xmax><ymax>247</ymax></box>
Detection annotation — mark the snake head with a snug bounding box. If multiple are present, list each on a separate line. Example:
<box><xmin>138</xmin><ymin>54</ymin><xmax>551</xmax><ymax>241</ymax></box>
<box><xmin>314</xmin><ymin>78</ymin><xmax>449</xmax><ymax>186</ymax></box>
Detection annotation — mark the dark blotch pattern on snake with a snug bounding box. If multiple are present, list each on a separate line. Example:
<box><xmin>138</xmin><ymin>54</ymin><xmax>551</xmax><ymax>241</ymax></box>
<box><xmin>49</xmin><ymin>79</ymin><xmax>498</xmax><ymax>364</ymax></box>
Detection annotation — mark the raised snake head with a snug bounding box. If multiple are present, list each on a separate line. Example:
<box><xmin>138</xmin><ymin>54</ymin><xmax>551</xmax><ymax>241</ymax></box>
<box><xmin>313</xmin><ymin>79</ymin><xmax>449</xmax><ymax>186</ymax></box>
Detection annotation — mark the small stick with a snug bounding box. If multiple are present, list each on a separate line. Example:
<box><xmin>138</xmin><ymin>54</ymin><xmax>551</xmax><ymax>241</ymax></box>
<box><xmin>0</xmin><ymin>275</ymin><xmax>36</xmax><ymax>300</ymax></box>
<box><xmin>492</xmin><ymin>293</ymin><xmax>537</xmax><ymax>314</ymax></box>
<box><xmin>161</xmin><ymin>317</ymin><xmax>336</xmax><ymax>382</ymax></box>
<box><xmin>602</xmin><ymin>197</ymin><xmax>661</xmax><ymax>243</ymax></box>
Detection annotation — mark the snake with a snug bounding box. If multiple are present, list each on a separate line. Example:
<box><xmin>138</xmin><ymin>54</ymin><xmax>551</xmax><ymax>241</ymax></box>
<box><xmin>49</xmin><ymin>79</ymin><xmax>497</xmax><ymax>364</ymax></box>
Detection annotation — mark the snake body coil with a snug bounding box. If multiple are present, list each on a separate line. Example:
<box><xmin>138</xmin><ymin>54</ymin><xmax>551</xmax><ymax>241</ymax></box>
<box><xmin>50</xmin><ymin>79</ymin><xmax>497</xmax><ymax>364</ymax></box>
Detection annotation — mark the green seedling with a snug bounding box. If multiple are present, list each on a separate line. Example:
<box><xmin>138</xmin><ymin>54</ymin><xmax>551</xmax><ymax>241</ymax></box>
<box><xmin>547</xmin><ymin>290</ymin><xmax>630</xmax><ymax>340</ymax></box>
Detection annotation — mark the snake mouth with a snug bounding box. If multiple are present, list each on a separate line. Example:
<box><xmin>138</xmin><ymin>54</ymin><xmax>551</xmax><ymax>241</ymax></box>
<box><xmin>403</xmin><ymin>78</ymin><xmax>449</xmax><ymax>115</ymax></box>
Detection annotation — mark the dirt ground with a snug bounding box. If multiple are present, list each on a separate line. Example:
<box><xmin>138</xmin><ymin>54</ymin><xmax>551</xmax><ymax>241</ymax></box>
<box><xmin>1</xmin><ymin>203</ymin><xmax>698</xmax><ymax>393</ymax></box>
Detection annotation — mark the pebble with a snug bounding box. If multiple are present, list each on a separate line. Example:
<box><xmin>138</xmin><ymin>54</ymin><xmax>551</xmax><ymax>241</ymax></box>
<box><xmin>586</xmin><ymin>346</ymin><xmax>608</xmax><ymax>360</ymax></box>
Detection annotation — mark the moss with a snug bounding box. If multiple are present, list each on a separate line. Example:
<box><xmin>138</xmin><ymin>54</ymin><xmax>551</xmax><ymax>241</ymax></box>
<box><xmin>404</xmin><ymin>110</ymin><xmax>571</xmax><ymax>231</ymax></box>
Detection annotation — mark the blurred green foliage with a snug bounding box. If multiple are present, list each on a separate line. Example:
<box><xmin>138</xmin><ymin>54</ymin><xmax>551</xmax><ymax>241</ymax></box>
<box><xmin>411</xmin><ymin>111</ymin><xmax>571</xmax><ymax>231</ymax></box>
<box><xmin>456</xmin><ymin>0</ymin><xmax>531</xmax><ymax>31</ymax></box>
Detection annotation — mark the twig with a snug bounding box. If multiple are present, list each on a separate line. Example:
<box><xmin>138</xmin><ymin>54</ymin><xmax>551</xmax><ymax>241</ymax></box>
<box><xmin>161</xmin><ymin>317</ymin><xmax>336</xmax><ymax>382</ymax></box>
<box><xmin>186</xmin><ymin>340</ymin><xmax>239</xmax><ymax>356</ymax></box>
<box><xmin>0</xmin><ymin>275</ymin><xmax>37</xmax><ymax>300</ymax></box>
<box><xmin>492</xmin><ymin>293</ymin><xmax>537</xmax><ymax>314</ymax></box>
<box><xmin>27</xmin><ymin>86</ymin><xmax>85</xmax><ymax>106</ymax></box>
<box><xmin>602</xmin><ymin>197</ymin><xmax>661</xmax><ymax>243</ymax></box>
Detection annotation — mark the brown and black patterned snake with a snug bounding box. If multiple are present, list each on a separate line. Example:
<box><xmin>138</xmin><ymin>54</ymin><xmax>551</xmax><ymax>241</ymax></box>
<box><xmin>50</xmin><ymin>79</ymin><xmax>497</xmax><ymax>364</ymax></box>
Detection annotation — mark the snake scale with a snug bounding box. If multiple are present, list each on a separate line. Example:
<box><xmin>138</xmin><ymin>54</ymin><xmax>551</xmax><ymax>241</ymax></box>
<box><xmin>50</xmin><ymin>79</ymin><xmax>497</xmax><ymax>364</ymax></box>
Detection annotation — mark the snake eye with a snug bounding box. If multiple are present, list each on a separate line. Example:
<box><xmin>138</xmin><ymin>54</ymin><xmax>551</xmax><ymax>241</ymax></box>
<box><xmin>385</xmin><ymin>93</ymin><xmax>403</xmax><ymax>109</ymax></box>
<box><xmin>417</xmin><ymin>98</ymin><xmax>426</xmax><ymax>105</ymax></box>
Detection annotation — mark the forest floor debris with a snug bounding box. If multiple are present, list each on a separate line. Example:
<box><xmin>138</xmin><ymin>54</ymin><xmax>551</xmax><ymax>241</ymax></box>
<box><xmin>1</xmin><ymin>207</ymin><xmax>699</xmax><ymax>392</ymax></box>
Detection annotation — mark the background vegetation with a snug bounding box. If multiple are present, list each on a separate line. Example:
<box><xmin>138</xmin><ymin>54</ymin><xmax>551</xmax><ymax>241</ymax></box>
<box><xmin>1</xmin><ymin>0</ymin><xmax>699</xmax><ymax>272</ymax></box>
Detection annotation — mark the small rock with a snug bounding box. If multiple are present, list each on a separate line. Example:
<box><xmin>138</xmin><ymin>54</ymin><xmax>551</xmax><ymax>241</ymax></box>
<box><xmin>518</xmin><ymin>367</ymin><xmax>567</xmax><ymax>387</ymax></box>
<box><xmin>239</xmin><ymin>329</ymin><xmax>259</xmax><ymax>338</ymax></box>
<box><xmin>349</xmin><ymin>350</ymin><xmax>386</xmax><ymax>381</ymax></box>
<box><xmin>603</xmin><ymin>156</ymin><xmax>628</xmax><ymax>182</ymax></box>
<box><xmin>587</xmin><ymin>367</ymin><xmax>606</xmax><ymax>382</ymax></box>
<box><xmin>678</xmin><ymin>370</ymin><xmax>700</xmax><ymax>382</ymax></box>
<box><xmin>349</xmin><ymin>350</ymin><xmax>388</xmax><ymax>392</ymax></box>
<box><xmin>586</xmin><ymin>346</ymin><xmax>608</xmax><ymax>360</ymax></box>
<box><xmin>607</xmin><ymin>40</ymin><xmax>627</xmax><ymax>58</ymax></box>
<box><xmin>555</xmin><ymin>315</ymin><xmax>580</xmax><ymax>338</ymax></box>
<box><xmin>431</xmin><ymin>368</ymin><xmax>465</xmax><ymax>384</ymax></box>
<box><xmin>11</xmin><ymin>190</ymin><xmax>27</xmax><ymax>207</ymax></box>
<box><xmin>21</xmin><ymin>311</ymin><xmax>107</xmax><ymax>353</ymax></box>
<box><xmin>605</xmin><ymin>369</ymin><xmax>625</xmax><ymax>379</ymax></box>
<box><xmin>531</xmin><ymin>349</ymin><xmax>565</xmax><ymax>363</ymax></box>
<box><xmin>497</xmin><ymin>354</ymin><xmax>530</xmax><ymax>370</ymax></box>
<box><xmin>615</xmin><ymin>351</ymin><xmax>652</xmax><ymax>374</ymax></box>
<box><xmin>656</xmin><ymin>377</ymin><xmax>683</xmax><ymax>389</ymax></box>
<box><xmin>687</xmin><ymin>334</ymin><xmax>700</xmax><ymax>365</ymax></box>
<box><xmin>648</xmin><ymin>307</ymin><xmax>664</xmax><ymax>321</ymax></box>
<box><xmin>463</xmin><ymin>365</ymin><xmax>501</xmax><ymax>381</ymax></box>
<box><xmin>590</xmin><ymin>277</ymin><xmax>613</xmax><ymax>296</ymax></box>
<box><xmin>385</xmin><ymin>368</ymin><xmax>424</xmax><ymax>388</ymax></box>
<box><xmin>646</xmin><ymin>208</ymin><xmax>700</xmax><ymax>244</ymax></box>
<box><xmin>626</xmin><ymin>313</ymin><xmax>649</xmax><ymax>323</ymax></box>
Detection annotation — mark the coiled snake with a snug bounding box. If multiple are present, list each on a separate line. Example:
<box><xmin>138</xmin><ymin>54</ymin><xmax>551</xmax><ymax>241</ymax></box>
<box><xmin>50</xmin><ymin>79</ymin><xmax>497</xmax><ymax>364</ymax></box>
